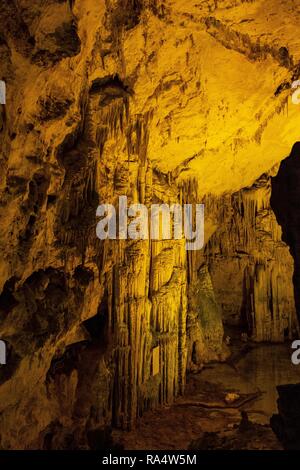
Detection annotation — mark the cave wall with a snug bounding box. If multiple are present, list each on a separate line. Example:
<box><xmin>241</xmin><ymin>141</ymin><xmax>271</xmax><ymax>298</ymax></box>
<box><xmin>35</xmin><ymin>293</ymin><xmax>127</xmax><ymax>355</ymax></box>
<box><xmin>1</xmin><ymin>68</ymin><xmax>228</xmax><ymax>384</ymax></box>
<box><xmin>0</xmin><ymin>0</ymin><xmax>222</xmax><ymax>448</ymax></box>
<box><xmin>0</xmin><ymin>0</ymin><xmax>299</xmax><ymax>449</ymax></box>
<box><xmin>205</xmin><ymin>171</ymin><xmax>298</xmax><ymax>342</ymax></box>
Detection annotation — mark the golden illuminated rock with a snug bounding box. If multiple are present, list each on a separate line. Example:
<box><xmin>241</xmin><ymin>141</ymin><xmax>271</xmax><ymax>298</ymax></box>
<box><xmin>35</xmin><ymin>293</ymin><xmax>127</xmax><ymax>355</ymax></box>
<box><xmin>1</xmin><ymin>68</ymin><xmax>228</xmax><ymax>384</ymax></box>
<box><xmin>0</xmin><ymin>0</ymin><xmax>299</xmax><ymax>449</ymax></box>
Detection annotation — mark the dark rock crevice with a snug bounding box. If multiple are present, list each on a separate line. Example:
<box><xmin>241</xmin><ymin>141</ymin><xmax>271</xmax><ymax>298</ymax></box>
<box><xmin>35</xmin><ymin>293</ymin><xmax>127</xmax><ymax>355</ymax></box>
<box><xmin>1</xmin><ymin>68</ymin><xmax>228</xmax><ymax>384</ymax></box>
<box><xmin>271</xmin><ymin>142</ymin><xmax>300</xmax><ymax>323</ymax></box>
<box><xmin>271</xmin><ymin>384</ymin><xmax>300</xmax><ymax>450</ymax></box>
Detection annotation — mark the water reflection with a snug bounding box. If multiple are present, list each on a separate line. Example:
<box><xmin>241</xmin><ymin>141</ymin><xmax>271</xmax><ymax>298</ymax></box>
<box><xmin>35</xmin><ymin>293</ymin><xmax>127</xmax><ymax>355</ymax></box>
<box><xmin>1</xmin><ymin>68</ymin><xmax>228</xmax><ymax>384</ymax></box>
<box><xmin>236</xmin><ymin>344</ymin><xmax>300</xmax><ymax>416</ymax></box>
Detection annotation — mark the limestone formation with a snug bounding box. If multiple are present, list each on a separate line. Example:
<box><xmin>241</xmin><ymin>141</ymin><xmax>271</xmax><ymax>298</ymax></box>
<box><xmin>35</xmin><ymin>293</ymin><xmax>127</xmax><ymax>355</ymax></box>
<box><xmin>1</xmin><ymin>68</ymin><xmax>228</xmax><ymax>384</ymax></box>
<box><xmin>205</xmin><ymin>172</ymin><xmax>298</xmax><ymax>342</ymax></box>
<box><xmin>0</xmin><ymin>0</ymin><xmax>299</xmax><ymax>449</ymax></box>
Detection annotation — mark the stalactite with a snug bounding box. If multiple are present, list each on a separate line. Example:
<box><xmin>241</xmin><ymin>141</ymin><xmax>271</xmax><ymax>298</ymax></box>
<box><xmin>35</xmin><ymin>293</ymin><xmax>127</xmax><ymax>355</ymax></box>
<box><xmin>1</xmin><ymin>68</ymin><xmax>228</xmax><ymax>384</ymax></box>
<box><xmin>2</xmin><ymin>0</ymin><xmax>299</xmax><ymax>450</ymax></box>
<box><xmin>205</xmin><ymin>172</ymin><xmax>298</xmax><ymax>341</ymax></box>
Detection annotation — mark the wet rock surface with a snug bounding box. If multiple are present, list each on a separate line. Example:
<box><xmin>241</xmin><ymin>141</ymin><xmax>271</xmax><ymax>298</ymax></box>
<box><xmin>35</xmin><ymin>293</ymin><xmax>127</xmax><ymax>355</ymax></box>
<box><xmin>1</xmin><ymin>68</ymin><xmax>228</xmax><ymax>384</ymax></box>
<box><xmin>114</xmin><ymin>340</ymin><xmax>298</xmax><ymax>450</ymax></box>
<box><xmin>189</xmin><ymin>411</ymin><xmax>280</xmax><ymax>450</ymax></box>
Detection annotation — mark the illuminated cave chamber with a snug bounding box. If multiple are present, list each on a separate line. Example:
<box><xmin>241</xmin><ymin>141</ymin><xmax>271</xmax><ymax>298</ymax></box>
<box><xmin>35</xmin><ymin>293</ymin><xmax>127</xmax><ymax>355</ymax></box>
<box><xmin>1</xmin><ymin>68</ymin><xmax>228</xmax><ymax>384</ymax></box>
<box><xmin>0</xmin><ymin>0</ymin><xmax>299</xmax><ymax>450</ymax></box>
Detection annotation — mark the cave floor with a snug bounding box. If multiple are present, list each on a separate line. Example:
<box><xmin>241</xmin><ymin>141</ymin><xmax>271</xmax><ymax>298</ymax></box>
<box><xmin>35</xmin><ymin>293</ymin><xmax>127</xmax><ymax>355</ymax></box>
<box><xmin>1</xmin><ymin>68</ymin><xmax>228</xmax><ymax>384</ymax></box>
<box><xmin>113</xmin><ymin>337</ymin><xmax>300</xmax><ymax>450</ymax></box>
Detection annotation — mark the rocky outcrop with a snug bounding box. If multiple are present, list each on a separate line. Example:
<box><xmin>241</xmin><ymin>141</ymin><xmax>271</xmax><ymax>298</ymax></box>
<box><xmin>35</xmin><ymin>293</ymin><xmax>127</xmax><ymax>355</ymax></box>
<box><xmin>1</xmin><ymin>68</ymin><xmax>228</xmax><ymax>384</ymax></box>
<box><xmin>271</xmin><ymin>383</ymin><xmax>300</xmax><ymax>450</ymax></box>
<box><xmin>271</xmin><ymin>142</ymin><xmax>300</xmax><ymax>325</ymax></box>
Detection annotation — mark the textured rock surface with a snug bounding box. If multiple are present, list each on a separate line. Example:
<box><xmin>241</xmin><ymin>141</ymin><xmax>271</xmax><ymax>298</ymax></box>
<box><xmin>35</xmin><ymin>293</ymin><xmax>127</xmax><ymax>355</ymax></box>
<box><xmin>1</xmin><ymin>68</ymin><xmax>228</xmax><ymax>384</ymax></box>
<box><xmin>187</xmin><ymin>264</ymin><xmax>226</xmax><ymax>369</ymax></box>
<box><xmin>205</xmin><ymin>171</ymin><xmax>298</xmax><ymax>341</ymax></box>
<box><xmin>0</xmin><ymin>0</ymin><xmax>299</xmax><ymax>449</ymax></box>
